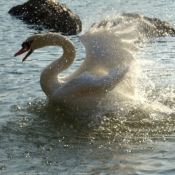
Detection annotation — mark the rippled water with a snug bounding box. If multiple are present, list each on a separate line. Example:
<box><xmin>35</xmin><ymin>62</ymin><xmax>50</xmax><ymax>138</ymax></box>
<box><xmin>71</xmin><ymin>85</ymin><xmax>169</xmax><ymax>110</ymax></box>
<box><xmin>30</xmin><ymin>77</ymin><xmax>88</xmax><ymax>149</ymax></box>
<box><xmin>0</xmin><ymin>0</ymin><xmax>175</xmax><ymax>174</ymax></box>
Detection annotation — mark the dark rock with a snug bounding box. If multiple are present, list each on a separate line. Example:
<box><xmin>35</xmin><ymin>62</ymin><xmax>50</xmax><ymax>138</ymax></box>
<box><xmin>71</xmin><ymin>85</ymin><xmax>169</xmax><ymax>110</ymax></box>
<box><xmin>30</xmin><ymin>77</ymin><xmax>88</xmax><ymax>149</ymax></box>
<box><xmin>9</xmin><ymin>0</ymin><xmax>82</xmax><ymax>35</ymax></box>
<box><xmin>90</xmin><ymin>13</ymin><xmax>175</xmax><ymax>39</ymax></box>
<box><xmin>121</xmin><ymin>13</ymin><xmax>175</xmax><ymax>37</ymax></box>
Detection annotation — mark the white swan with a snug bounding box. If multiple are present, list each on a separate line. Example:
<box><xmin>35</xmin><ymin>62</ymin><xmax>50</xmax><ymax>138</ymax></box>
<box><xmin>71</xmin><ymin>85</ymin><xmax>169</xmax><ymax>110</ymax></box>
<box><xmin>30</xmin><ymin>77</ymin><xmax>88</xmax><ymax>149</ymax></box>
<box><xmin>14</xmin><ymin>14</ymin><xmax>172</xmax><ymax>111</ymax></box>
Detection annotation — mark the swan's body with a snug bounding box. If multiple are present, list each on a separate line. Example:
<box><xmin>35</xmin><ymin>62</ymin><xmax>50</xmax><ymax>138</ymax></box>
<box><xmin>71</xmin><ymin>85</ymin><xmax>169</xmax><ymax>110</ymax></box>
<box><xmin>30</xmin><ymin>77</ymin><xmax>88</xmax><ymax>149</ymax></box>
<box><xmin>15</xmin><ymin>13</ymin><xmax>172</xmax><ymax>111</ymax></box>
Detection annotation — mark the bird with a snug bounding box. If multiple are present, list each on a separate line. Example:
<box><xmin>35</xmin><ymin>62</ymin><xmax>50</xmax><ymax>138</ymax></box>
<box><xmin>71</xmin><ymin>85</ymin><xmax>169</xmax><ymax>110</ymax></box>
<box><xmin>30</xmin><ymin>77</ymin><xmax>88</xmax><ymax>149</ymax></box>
<box><xmin>15</xmin><ymin>13</ymin><xmax>172</xmax><ymax>111</ymax></box>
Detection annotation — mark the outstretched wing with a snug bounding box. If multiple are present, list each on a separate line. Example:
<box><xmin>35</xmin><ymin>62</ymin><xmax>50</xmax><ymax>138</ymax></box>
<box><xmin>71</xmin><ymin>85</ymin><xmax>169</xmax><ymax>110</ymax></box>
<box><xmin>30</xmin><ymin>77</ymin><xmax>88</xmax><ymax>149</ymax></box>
<box><xmin>79</xmin><ymin>15</ymin><xmax>139</xmax><ymax>64</ymax></box>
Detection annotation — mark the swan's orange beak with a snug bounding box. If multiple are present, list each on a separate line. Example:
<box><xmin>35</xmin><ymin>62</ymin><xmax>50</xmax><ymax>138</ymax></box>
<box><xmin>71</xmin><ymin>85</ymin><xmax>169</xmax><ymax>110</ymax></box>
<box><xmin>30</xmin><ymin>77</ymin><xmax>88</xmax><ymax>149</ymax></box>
<box><xmin>14</xmin><ymin>45</ymin><xmax>33</xmax><ymax>63</ymax></box>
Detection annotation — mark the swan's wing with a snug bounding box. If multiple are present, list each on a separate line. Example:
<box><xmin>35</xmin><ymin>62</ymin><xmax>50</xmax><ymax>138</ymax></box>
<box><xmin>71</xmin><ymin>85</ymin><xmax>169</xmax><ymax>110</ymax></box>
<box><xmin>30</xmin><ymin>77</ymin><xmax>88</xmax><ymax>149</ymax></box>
<box><xmin>51</xmin><ymin>67</ymin><xmax>128</xmax><ymax>102</ymax></box>
<box><xmin>79</xmin><ymin>15</ymin><xmax>139</xmax><ymax>61</ymax></box>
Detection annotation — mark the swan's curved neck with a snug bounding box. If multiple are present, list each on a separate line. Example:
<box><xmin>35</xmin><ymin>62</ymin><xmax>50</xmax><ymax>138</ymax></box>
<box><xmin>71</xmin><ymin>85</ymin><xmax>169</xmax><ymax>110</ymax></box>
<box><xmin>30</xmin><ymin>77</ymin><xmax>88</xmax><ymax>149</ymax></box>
<box><xmin>39</xmin><ymin>33</ymin><xmax>76</xmax><ymax>96</ymax></box>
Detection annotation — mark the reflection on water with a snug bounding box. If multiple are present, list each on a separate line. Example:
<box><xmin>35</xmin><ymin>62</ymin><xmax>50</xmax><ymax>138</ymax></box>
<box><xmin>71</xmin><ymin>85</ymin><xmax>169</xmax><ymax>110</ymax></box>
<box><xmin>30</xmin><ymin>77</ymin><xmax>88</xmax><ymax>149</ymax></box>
<box><xmin>1</xmin><ymin>93</ymin><xmax>174</xmax><ymax>174</ymax></box>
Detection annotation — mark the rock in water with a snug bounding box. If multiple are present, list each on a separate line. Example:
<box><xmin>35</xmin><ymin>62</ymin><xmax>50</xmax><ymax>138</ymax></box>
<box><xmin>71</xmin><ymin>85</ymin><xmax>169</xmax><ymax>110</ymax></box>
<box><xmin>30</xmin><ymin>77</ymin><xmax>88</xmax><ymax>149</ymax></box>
<box><xmin>121</xmin><ymin>13</ymin><xmax>175</xmax><ymax>37</ymax></box>
<box><xmin>90</xmin><ymin>13</ymin><xmax>175</xmax><ymax>38</ymax></box>
<box><xmin>8</xmin><ymin>0</ymin><xmax>82</xmax><ymax>35</ymax></box>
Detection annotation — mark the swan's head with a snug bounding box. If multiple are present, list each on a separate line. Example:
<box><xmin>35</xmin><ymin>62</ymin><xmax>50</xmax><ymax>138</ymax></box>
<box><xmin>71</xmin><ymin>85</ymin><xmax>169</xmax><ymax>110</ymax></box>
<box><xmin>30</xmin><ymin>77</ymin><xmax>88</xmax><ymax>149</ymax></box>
<box><xmin>14</xmin><ymin>34</ymin><xmax>44</xmax><ymax>62</ymax></box>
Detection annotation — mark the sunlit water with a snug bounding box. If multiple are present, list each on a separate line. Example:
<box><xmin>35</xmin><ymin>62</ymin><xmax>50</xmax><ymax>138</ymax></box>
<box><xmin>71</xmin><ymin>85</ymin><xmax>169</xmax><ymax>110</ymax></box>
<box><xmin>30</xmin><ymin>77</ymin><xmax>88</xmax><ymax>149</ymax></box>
<box><xmin>0</xmin><ymin>0</ymin><xmax>175</xmax><ymax>174</ymax></box>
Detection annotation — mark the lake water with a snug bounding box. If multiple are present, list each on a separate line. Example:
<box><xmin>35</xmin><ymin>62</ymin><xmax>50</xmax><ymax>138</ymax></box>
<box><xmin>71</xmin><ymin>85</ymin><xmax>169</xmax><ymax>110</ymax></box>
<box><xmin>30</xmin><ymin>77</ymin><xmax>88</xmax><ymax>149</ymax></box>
<box><xmin>0</xmin><ymin>0</ymin><xmax>175</xmax><ymax>174</ymax></box>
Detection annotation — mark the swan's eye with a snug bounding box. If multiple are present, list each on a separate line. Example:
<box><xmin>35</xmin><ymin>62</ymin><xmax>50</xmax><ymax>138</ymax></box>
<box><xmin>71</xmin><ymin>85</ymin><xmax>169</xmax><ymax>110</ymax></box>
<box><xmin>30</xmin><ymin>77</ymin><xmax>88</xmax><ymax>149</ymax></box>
<box><xmin>22</xmin><ymin>41</ymin><xmax>33</xmax><ymax>49</ymax></box>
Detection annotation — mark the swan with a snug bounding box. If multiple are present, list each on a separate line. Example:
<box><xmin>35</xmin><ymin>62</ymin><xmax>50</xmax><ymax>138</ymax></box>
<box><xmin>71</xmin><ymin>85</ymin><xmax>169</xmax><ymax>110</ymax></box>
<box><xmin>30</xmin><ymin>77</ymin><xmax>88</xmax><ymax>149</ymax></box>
<box><xmin>14</xmin><ymin>14</ymin><xmax>173</xmax><ymax>111</ymax></box>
